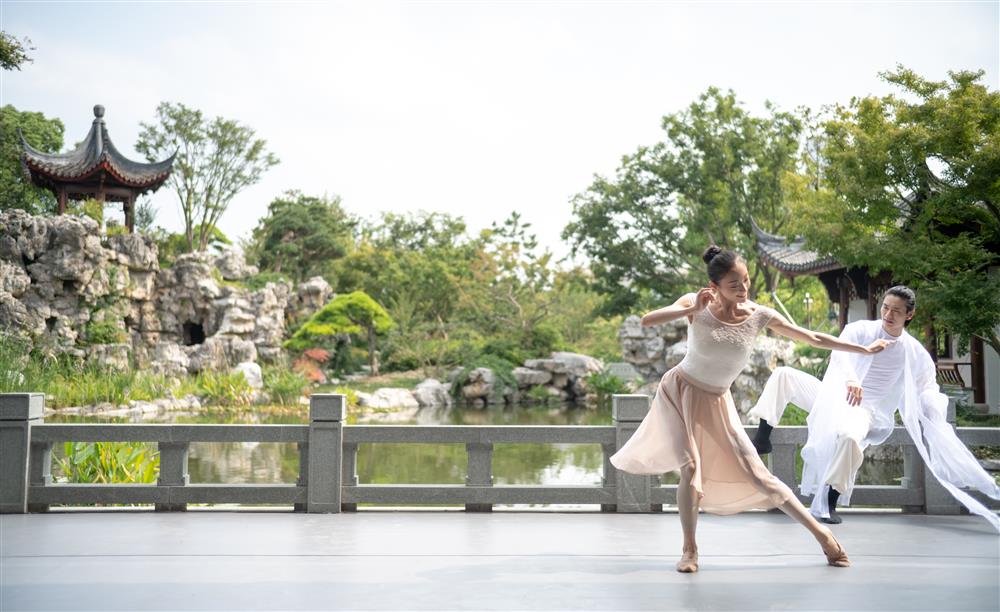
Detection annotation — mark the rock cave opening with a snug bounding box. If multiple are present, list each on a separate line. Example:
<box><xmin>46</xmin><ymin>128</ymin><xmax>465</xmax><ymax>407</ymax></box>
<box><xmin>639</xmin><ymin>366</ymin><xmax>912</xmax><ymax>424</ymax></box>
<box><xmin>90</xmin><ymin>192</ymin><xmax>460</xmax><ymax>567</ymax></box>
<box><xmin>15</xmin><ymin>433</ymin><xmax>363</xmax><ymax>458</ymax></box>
<box><xmin>183</xmin><ymin>321</ymin><xmax>206</xmax><ymax>346</ymax></box>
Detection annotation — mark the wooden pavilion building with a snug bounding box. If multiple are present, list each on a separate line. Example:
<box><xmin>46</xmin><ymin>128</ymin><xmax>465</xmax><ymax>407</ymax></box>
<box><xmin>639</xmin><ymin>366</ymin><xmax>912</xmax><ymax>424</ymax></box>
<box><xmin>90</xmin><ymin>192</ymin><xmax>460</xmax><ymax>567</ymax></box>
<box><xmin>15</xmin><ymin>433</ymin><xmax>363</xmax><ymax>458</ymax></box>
<box><xmin>20</xmin><ymin>104</ymin><xmax>174</xmax><ymax>232</ymax></box>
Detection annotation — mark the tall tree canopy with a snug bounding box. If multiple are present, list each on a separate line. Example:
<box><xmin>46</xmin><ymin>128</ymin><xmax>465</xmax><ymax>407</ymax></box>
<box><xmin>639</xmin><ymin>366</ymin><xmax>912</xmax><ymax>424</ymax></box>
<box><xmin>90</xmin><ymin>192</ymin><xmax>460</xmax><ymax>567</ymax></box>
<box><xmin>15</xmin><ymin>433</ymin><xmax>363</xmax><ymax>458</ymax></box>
<box><xmin>248</xmin><ymin>190</ymin><xmax>355</xmax><ymax>282</ymax></box>
<box><xmin>0</xmin><ymin>105</ymin><xmax>64</xmax><ymax>214</ymax></box>
<box><xmin>788</xmin><ymin>67</ymin><xmax>1000</xmax><ymax>354</ymax></box>
<box><xmin>334</xmin><ymin>212</ymin><xmax>476</xmax><ymax>334</ymax></box>
<box><xmin>0</xmin><ymin>31</ymin><xmax>32</xmax><ymax>71</ymax></box>
<box><xmin>135</xmin><ymin>102</ymin><xmax>279</xmax><ymax>253</ymax></box>
<box><xmin>563</xmin><ymin>87</ymin><xmax>803</xmax><ymax>314</ymax></box>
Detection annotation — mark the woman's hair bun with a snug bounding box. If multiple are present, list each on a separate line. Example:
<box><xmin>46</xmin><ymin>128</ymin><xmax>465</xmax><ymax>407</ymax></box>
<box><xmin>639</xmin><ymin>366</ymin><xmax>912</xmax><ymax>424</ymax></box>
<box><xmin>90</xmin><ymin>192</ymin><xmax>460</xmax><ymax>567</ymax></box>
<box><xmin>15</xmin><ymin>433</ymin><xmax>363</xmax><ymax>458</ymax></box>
<box><xmin>702</xmin><ymin>245</ymin><xmax>723</xmax><ymax>265</ymax></box>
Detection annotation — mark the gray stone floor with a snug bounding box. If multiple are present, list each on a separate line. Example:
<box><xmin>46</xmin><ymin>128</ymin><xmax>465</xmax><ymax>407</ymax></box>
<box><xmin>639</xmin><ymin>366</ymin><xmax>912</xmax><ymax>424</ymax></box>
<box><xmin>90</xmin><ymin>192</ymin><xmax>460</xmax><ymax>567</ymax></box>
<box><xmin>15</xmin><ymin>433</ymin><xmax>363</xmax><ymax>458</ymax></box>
<box><xmin>1</xmin><ymin>510</ymin><xmax>998</xmax><ymax>611</ymax></box>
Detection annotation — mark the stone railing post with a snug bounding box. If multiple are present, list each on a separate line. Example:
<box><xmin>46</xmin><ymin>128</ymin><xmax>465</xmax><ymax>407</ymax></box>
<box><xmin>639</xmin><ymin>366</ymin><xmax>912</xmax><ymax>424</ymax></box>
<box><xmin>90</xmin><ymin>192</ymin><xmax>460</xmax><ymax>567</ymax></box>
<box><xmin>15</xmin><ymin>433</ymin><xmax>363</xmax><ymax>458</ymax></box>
<box><xmin>766</xmin><ymin>427</ymin><xmax>798</xmax><ymax>491</ymax></box>
<box><xmin>465</xmin><ymin>442</ymin><xmax>493</xmax><ymax>512</ymax></box>
<box><xmin>28</xmin><ymin>437</ymin><xmax>53</xmax><ymax>513</ymax></box>
<box><xmin>612</xmin><ymin>394</ymin><xmax>654</xmax><ymax>512</ymax></box>
<box><xmin>307</xmin><ymin>394</ymin><xmax>344</xmax><ymax>513</ymax></box>
<box><xmin>900</xmin><ymin>444</ymin><xmax>925</xmax><ymax>513</ymax></box>
<box><xmin>600</xmin><ymin>442</ymin><xmax>617</xmax><ymax>512</ymax></box>
<box><xmin>156</xmin><ymin>442</ymin><xmax>190</xmax><ymax>511</ymax></box>
<box><xmin>295</xmin><ymin>441</ymin><xmax>309</xmax><ymax>512</ymax></box>
<box><xmin>342</xmin><ymin>443</ymin><xmax>359</xmax><ymax>512</ymax></box>
<box><xmin>0</xmin><ymin>393</ymin><xmax>44</xmax><ymax>514</ymax></box>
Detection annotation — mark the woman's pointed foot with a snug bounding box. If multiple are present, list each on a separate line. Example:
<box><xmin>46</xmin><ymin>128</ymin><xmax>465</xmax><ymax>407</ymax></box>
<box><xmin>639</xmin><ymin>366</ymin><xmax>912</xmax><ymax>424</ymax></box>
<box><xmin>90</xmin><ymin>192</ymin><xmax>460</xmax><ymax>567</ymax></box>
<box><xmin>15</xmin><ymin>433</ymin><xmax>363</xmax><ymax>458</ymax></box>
<box><xmin>676</xmin><ymin>546</ymin><xmax>698</xmax><ymax>573</ymax></box>
<box><xmin>820</xmin><ymin>532</ymin><xmax>850</xmax><ymax>567</ymax></box>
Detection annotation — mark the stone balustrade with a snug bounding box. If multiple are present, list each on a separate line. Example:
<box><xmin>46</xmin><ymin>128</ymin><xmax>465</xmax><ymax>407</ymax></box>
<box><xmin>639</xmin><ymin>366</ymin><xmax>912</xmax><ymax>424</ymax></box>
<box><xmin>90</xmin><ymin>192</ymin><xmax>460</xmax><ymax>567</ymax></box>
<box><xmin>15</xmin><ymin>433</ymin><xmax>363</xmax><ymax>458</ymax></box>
<box><xmin>1</xmin><ymin>393</ymin><xmax>997</xmax><ymax>515</ymax></box>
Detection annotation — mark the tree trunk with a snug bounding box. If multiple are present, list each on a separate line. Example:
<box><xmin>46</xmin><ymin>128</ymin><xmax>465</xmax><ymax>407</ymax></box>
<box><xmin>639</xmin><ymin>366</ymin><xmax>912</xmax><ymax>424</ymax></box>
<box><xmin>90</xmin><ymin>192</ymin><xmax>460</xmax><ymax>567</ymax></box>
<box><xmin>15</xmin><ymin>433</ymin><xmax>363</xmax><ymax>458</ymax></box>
<box><xmin>367</xmin><ymin>325</ymin><xmax>379</xmax><ymax>376</ymax></box>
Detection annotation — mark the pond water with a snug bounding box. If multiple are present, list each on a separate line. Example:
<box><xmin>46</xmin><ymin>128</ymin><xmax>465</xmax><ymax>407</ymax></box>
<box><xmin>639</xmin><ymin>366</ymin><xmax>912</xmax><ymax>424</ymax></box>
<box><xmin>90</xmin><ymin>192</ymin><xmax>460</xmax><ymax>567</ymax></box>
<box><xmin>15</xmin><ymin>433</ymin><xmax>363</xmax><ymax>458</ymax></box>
<box><xmin>46</xmin><ymin>401</ymin><xmax>905</xmax><ymax>504</ymax></box>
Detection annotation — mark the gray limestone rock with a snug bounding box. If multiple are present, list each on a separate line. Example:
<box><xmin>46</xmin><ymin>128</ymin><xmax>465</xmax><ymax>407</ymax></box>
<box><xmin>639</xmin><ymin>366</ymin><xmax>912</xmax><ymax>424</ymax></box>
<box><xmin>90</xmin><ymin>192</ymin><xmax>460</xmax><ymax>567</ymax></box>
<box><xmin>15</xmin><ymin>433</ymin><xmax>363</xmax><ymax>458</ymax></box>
<box><xmin>290</xmin><ymin>276</ymin><xmax>333</xmax><ymax>322</ymax></box>
<box><xmin>523</xmin><ymin>358</ymin><xmax>564</xmax><ymax>373</ymax></box>
<box><xmin>512</xmin><ymin>367</ymin><xmax>552</xmax><ymax>387</ymax></box>
<box><xmin>461</xmin><ymin>367</ymin><xmax>496</xmax><ymax>403</ymax></box>
<box><xmin>233</xmin><ymin>361</ymin><xmax>264</xmax><ymax>390</ymax></box>
<box><xmin>214</xmin><ymin>248</ymin><xmax>258</xmax><ymax>281</ymax></box>
<box><xmin>413</xmin><ymin>378</ymin><xmax>452</xmax><ymax>408</ymax></box>
<box><xmin>85</xmin><ymin>343</ymin><xmax>131</xmax><ymax>371</ymax></box>
<box><xmin>549</xmin><ymin>352</ymin><xmax>605</xmax><ymax>378</ymax></box>
<box><xmin>359</xmin><ymin>388</ymin><xmax>420</xmax><ymax>410</ymax></box>
<box><xmin>0</xmin><ymin>261</ymin><xmax>31</xmax><ymax>297</ymax></box>
<box><xmin>149</xmin><ymin>342</ymin><xmax>190</xmax><ymax>377</ymax></box>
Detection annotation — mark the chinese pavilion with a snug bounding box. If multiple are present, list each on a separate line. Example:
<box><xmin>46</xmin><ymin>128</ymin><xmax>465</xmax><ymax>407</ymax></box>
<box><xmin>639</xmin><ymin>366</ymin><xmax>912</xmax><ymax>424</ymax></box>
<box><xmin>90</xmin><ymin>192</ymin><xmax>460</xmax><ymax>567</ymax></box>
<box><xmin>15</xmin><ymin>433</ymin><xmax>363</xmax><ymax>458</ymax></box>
<box><xmin>20</xmin><ymin>105</ymin><xmax>174</xmax><ymax>233</ymax></box>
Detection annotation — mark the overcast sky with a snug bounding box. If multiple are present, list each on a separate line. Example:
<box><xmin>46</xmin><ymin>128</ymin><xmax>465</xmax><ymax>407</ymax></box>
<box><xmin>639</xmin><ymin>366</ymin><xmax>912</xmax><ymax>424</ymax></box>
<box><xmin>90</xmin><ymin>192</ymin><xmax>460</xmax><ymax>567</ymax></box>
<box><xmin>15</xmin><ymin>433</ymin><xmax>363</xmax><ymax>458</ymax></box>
<box><xmin>2</xmin><ymin>1</ymin><xmax>997</xmax><ymax>261</ymax></box>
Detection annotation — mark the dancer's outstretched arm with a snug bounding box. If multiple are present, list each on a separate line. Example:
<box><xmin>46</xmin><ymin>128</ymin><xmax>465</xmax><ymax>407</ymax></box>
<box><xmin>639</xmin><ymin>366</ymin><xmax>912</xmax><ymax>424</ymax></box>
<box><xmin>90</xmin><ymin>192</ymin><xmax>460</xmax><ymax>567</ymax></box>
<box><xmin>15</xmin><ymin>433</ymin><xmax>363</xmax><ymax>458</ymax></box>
<box><xmin>766</xmin><ymin>312</ymin><xmax>891</xmax><ymax>355</ymax></box>
<box><xmin>640</xmin><ymin>288</ymin><xmax>714</xmax><ymax>327</ymax></box>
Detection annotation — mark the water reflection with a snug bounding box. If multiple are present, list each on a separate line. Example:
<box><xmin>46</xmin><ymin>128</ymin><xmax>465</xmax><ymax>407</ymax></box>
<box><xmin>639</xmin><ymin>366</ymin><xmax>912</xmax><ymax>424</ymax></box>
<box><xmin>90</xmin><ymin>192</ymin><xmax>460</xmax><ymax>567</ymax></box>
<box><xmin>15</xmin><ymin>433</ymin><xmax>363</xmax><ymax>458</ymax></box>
<box><xmin>47</xmin><ymin>402</ymin><xmax>903</xmax><ymax>492</ymax></box>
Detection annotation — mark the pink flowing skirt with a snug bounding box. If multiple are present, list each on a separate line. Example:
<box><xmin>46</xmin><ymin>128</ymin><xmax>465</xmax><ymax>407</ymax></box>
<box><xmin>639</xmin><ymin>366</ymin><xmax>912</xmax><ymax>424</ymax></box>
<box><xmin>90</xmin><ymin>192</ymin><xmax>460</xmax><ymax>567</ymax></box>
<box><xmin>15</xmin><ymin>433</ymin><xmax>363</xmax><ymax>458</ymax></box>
<box><xmin>610</xmin><ymin>366</ymin><xmax>795</xmax><ymax>514</ymax></box>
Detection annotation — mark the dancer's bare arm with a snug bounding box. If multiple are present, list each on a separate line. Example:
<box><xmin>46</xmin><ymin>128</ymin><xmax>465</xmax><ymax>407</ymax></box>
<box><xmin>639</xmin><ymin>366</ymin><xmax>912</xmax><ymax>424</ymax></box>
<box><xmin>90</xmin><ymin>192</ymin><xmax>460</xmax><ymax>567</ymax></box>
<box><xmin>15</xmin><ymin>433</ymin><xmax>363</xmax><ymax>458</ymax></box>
<box><xmin>766</xmin><ymin>312</ymin><xmax>892</xmax><ymax>355</ymax></box>
<box><xmin>641</xmin><ymin>288</ymin><xmax>714</xmax><ymax>327</ymax></box>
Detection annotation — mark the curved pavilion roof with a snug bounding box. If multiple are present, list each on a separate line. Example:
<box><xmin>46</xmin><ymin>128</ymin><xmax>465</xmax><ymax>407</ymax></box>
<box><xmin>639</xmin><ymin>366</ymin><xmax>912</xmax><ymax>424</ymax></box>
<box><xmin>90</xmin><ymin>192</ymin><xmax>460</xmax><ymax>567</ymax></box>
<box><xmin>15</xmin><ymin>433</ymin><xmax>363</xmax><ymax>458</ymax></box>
<box><xmin>20</xmin><ymin>105</ymin><xmax>174</xmax><ymax>202</ymax></box>
<box><xmin>751</xmin><ymin>220</ymin><xmax>842</xmax><ymax>276</ymax></box>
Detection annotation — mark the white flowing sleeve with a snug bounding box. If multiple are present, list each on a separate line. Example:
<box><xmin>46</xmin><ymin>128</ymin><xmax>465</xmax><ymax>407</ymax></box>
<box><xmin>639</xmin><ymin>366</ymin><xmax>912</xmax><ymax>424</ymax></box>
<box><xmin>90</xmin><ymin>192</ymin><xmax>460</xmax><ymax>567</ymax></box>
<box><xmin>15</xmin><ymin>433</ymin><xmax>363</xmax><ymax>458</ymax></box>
<box><xmin>828</xmin><ymin>322</ymin><xmax>866</xmax><ymax>384</ymax></box>
<box><xmin>902</xmin><ymin>344</ymin><xmax>1000</xmax><ymax>531</ymax></box>
<box><xmin>913</xmin><ymin>349</ymin><xmax>1000</xmax><ymax>496</ymax></box>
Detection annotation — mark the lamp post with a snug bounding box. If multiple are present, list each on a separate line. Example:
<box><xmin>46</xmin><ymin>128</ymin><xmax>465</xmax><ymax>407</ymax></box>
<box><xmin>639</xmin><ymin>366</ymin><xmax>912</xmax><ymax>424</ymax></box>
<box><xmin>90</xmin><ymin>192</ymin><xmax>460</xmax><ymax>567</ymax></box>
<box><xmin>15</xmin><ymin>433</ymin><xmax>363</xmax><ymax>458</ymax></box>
<box><xmin>803</xmin><ymin>292</ymin><xmax>814</xmax><ymax>329</ymax></box>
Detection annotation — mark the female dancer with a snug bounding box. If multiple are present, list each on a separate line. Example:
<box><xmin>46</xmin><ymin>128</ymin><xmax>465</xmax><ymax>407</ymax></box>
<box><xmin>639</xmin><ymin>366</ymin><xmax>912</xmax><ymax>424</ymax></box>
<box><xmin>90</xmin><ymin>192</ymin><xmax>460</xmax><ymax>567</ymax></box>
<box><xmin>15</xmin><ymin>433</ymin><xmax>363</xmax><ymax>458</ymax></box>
<box><xmin>610</xmin><ymin>246</ymin><xmax>890</xmax><ymax>572</ymax></box>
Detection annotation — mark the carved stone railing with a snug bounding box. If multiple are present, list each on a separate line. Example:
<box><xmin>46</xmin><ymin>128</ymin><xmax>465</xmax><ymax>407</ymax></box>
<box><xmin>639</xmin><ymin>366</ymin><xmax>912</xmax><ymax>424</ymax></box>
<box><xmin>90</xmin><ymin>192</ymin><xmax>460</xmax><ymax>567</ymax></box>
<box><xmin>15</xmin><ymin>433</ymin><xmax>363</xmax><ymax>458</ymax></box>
<box><xmin>1</xmin><ymin>393</ymin><xmax>997</xmax><ymax>514</ymax></box>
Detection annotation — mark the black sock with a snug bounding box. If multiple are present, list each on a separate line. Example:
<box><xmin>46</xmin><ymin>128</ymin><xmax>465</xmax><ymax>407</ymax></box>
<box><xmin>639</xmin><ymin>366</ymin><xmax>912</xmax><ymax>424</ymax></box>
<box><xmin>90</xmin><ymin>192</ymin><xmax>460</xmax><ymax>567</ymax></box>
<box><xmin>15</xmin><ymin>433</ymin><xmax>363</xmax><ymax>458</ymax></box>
<box><xmin>823</xmin><ymin>487</ymin><xmax>843</xmax><ymax>524</ymax></box>
<box><xmin>752</xmin><ymin>419</ymin><xmax>773</xmax><ymax>454</ymax></box>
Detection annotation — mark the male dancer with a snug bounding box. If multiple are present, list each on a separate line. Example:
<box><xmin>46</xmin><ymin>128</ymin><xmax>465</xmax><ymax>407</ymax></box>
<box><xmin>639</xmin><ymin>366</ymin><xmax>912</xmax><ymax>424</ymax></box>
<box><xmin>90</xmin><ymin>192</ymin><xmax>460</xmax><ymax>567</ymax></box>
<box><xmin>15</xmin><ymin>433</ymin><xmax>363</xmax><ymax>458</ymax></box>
<box><xmin>749</xmin><ymin>286</ymin><xmax>1000</xmax><ymax>529</ymax></box>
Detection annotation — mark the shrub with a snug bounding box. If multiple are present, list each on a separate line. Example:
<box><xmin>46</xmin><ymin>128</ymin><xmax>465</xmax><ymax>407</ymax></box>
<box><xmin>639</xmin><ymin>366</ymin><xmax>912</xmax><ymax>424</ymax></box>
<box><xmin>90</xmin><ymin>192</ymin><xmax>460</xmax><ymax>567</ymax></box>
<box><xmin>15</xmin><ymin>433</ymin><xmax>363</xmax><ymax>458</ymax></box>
<box><xmin>263</xmin><ymin>362</ymin><xmax>310</xmax><ymax>405</ymax></box>
<box><xmin>302</xmin><ymin>348</ymin><xmax>331</xmax><ymax>363</ymax></box>
<box><xmin>585</xmin><ymin>370</ymin><xmax>634</xmax><ymax>406</ymax></box>
<box><xmin>83</xmin><ymin>317</ymin><xmax>126</xmax><ymax>345</ymax></box>
<box><xmin>292</xmin><ymin>358</ymin><xmax>325</xmax><ymax>383</ymax></box>
<box><xmin>57</xmin><ymin>441</ymin><xmax>159</xmax><ymax>484</ymax></box>
<box><xmin>242</xmin><ymin>271</ymin><xmax>292</xmax><ymax>291</ymax></box>
<box><xmin>526</xmin><ymin>384</ymin><xmax>556</xmax><ymax>405</ymax></box>
<box><xmin>195</xmin><ymin>370</ymin><xmax>254</xmax><ymax>407</ymax></box>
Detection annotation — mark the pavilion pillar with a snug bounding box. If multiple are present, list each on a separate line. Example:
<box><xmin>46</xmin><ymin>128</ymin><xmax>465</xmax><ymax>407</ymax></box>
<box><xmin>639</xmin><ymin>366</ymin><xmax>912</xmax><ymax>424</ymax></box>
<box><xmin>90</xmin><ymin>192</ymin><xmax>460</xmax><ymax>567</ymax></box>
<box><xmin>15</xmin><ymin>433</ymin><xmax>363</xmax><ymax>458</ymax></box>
<box><xmin>971</xmin><ymin>337</ymin><xmax>985</xmax><ymax>404</ymax></box>
<box><xmin>866</xmin><ymin>279</ymin><xmax>878</xmax><ymax>320</ymax></box>
<box><xmin>57</xmin><ymin>189</ymin><xmax>67</xmax><ymax>215</ymax></box>
<box><xmin>125</xmin><ymin>195</ymin><xmax>135</xmax><ymax>234</ymax></box>
<box><xmin>838</xmin><ymin>274</ymin><xmax>849</xmax><ymax>331</ymax></box>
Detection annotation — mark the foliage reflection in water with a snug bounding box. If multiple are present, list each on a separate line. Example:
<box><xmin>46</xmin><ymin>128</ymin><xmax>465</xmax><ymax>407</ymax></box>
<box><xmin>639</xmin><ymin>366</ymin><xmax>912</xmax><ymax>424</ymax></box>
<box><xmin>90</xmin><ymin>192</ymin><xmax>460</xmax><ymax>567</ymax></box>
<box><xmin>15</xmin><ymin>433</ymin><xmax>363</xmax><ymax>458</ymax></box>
<box><xmin>46</xmin><ymin>402</ymin><xmax>905</xmax><ymax>497</ymax></box>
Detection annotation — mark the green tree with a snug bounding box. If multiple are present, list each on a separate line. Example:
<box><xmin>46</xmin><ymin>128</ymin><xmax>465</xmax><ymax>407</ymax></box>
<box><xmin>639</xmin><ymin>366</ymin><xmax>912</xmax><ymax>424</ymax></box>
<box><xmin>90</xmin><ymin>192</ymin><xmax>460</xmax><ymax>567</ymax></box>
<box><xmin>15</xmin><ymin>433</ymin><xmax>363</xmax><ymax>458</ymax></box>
<box><xmin>464</xmin><ymin>212</ymin><xmax>555</xmax><ymax>334</ymax></box>
<box><xmin>149</xmin><ymin>225</ymin><xmax>231</xmax><ymax>267</ymax></box>
<box><xmin>0</xmin><ymin>31</ymin><xmax>33</xmax><ymax>71</ymax></box>
<box><xmin>0</xmin><ymin>105</ymin><xmax>64</xmax><ymax>214</ymax></box>
<box><xmin>286</xmin><ymin>291</ymin><xmax>395</xmax><ymax>375</ymax></box>
<box><xmin>248</xmin><ymin>190</ymin><xmax>355</xmax><ymax>282</ymax></box>
<box><xmin>135</xmin><ymin>197</ymin><xmax>157</xmax><ymax>233</ymax></box>
<box><xmin>563</xmin><ymin>87</ymin><xmax>803</xmax><ymax>314</ymax></box>
<box><xmin>135</xmin><ymin>102</ymin><xmax>279</xmax><ymax>253</ymax></box>
<box><xmin>789</xmin><ymin>67</ymin><xmax>1000</xmax><ymax>355</ymax></box>
<box><xmin>334</xmin><ymin>212</ymin><xmax>476</xmax><ymax>340</ymax></box>
<box><xmin>331</xmin><ymin>212</ymin><xmax>491</xmax><ymax>373</ymax></box>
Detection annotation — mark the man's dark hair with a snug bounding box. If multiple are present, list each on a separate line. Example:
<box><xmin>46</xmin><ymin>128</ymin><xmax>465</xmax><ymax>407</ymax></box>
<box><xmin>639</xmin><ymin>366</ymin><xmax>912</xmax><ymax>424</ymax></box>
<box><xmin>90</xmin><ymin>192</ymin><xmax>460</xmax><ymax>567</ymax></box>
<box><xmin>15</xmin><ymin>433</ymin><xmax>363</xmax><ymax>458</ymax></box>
<box><xmin>884</xmin><ymin>285</ymin><xmax>916</xmax><ymax>327</ymax></box>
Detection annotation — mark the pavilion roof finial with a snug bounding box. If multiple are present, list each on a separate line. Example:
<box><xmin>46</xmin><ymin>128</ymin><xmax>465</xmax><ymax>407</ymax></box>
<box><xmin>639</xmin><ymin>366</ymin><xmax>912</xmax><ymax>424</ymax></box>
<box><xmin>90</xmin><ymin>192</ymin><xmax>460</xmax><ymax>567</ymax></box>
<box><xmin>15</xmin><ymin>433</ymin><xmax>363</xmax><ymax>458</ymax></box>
<box><xmin>93</xmin><ymin>104</ymin><xmax>105</xmax><ymax>119</ymax></box>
